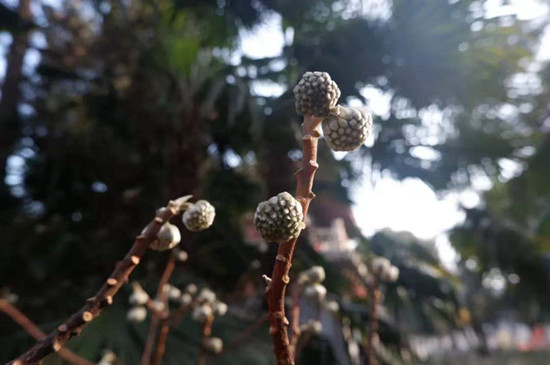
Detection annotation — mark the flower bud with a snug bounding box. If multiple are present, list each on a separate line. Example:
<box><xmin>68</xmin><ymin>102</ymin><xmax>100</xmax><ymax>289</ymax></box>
<box><xmin>127</xmin><ymin>306</ymin><xmax>147</xmax><ymax>323</ymax></box>
<box><xmin>129</xmin><ymin>283</ymin><xmax>149</xmax><ymax>306</ymax></box>
<box><xmin>203</xmin><ymin>337</ymin><xmax>223</xmax><ymax>354</ymax></box>
<box><xmin>192</xmin><ymin>305</ymin><xmax>213</xmax><ymax>323</ymax></box>
<box><xmin>214</xmin><ymin>301</ymin><xmax>228</xmax><ymax>316</ymax></box>
<box><xmin>293</xmin><ymin>71</ymin><xmax>341</xmax><ymax>117</ymax></box>
<box><xmin>150</xmin><ymin>222</ymin><xmax>181</xmax><ymax>251</ymax></box>
<box><xmin>182</xmin><ymin>200</ymin><xmax>216</xmax><ymax>232</ymax></box>
<box><xmin>254</xmin><ymin>192</ymin><xmax>305</xmax><ymax>243</ymax></box>
<box><xmin>304</xmin><ymin>283</ymin><xmax>327</xmax><ymax>302</ymax></box>
<box><xmin>322</xmin><ymin>106</ymin><xmax>372</xmax><ymax>152</ymax></box>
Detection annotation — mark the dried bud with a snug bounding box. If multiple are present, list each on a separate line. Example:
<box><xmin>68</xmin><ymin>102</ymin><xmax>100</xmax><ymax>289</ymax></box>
<box><xmin>203</xmin><ymin>337</ymin><xmax>223</xmax><ymax>354</ymax></box>
<box><xmin>150</xmin><ymin>222</ymin><xmax>181</xmax><ymax>251</ymax></box>
<box><xmin>304</xmin><ymin>283</ymin><xmax>327</xmax><ymax>302</ymax></box>
<box><xmin>127</xmin><ymin>306</ymin><xmax>147</xmax><ymax>323</ymax></box>
<box><xmin>322</xmin><ymin>106</ymin><xmax>372</xmax><ymax>151</ymax></box>
<box><xmin>254</xmin><ymin>192</ymin><xmax>305</xmax><ymax>243</ymax></box>
<box><xmin>293</xmin><ymin>71</ymin><xmax>341</xmax><ymax>117</ymax></box>
<box><xmin>192</xmin><ymin>305</ymin><xmax>213</xmax><ymax>323</ymax></box>
<box><xmin>182</xmin><ymin>200</ymin><xmax>216</xmax><ymax>232</ymax></box>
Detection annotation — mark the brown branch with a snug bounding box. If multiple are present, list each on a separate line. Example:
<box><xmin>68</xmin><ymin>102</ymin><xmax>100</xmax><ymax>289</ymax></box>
<box><xmin>142</xmin><ymin>251</ymin><xmax>178</xmax><ymax>365</ymax></box>
<box><xmin>9</xmin><ymin>196</ymin><xmax>191</xmax><ymax>365</ymax></box>
<box><xmin>367</xmin><ymin>278</ymin><xmax>379</xmax><ymax>365</ymax></box>
<box><xmin>266</xmin><ymin>115</ymin><xmax>321</xmax><ymax>365</ymax></box>
<box><xmin>198</xmin><ymin>315</ymin><xmax>214</xmax><ymax>365</ymax></box>
<box><xmin>0</xmin><ymin>299</ymin><xmax>93</xmax><ymax>365</ymax></box>
<box><xmin>288</xmin><ymin>285</ymin><xmax>303</xmax><ymax>353</ymax></box>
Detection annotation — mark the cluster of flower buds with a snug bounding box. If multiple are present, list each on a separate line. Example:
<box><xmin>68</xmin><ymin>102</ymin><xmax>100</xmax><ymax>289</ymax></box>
<box><xmin>298</xmin><ymin>266</ymin><xmax>328</xmax><ymax>304</ymax></box>
<box><xmin>254</xmin><ymin>192</ymin><xmax>305</xmax><ymax>243</ymax></box>
<box><xmin>293</xmin><ymin>71</ymin><xmax>373</xmax><ymax>153</ymax></box>
<box><xmin>148</xmin><ymin>198</ymin><xmax>215</xmax><ymax>251</ymax></box>
<box><xmin>371</xmin><ymin>257</ymin><xmax>400</xmax><ymax>283</ymax></box>
<box><xmin>189</xmin><ymin>287</ymin><xmax>228</xmax><ymax>323</ymax></box>
<box><xmin>127</xmin><ymin>282</ymin><xmax>149</xmax><ymax>323</ymax></box>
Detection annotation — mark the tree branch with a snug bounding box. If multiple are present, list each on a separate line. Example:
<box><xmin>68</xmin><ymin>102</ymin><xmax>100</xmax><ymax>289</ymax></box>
<box><xmin>367</xmin><ymin>277</ymin><xmax>379</xmax><ymax>365</ymax></box>
<box><xmin>9</xmin><ymin>196</ymin><xmax>191</xmax><ymax>365</ymax></box>
<box><xmin>0</xmin><ymin>299</ymin><xmax>93</xmax><ymax>365</ymax></box>
<box><xmin>198</xmin><ymin>315</ymin><xmax>214</xmax><ymax>365</ymax></box>
<box><xmin>267</xmin><ymin>115</ymin><xmax>321</xmax><ymax>365</ymax></box>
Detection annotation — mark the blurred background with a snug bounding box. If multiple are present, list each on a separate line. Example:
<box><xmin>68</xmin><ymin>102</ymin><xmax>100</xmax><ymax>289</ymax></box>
<box><xmin>1</xmin><ymin>0</ymin><xmax>550</xmax><ymax>364</ymax></box>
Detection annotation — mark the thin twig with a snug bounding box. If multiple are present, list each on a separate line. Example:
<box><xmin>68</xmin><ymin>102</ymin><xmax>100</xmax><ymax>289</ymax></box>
<box><xmin>142</xmin><ymin>251</ymin><xmax>178</xmax><ymax>365</ymax></box>
<box><xmin>267</xmin><ymin>115</ymin><xmax>321</xmax><ymax>365</ymax></box>
<box><xmin>0</xmin><ymin>299</ymin><xmax>93</xmax><ymax>365</ymax></box>
<box><xmin>367</xmin><ymin>277</ymin><xmax>379</xmax><ymax>365</ymax></box>
<box><xmin>288</xmin><ymin>285</ymin><xmax>303</xmax><ymax>353</ymax></box>
<box><xmin>9</xmin><ymin>196</ymin><xmax>191</xmax><ymax>365</ymax></box>
<box><xmin>198</xmin><ymin>315</ymin><xmax>214</xmax><ymax>365</ymax></box>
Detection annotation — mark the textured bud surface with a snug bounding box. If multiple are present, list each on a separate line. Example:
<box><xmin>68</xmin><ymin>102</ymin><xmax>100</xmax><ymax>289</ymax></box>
<box><xmin>150</xmin><ymin>223</ymin><xmax>181</xmax><ymax>251</ymax></box>
<box><xmin>293</xmin><ymin>71</ymin><xmax>341</xmax><ymax>117</ymax></box>
<box><xmin>254</xmin><ymin>192</ymin><xmax>304</xmax><ymax>243</ymax></box>
<box><xmin>183</xmin><ymin>200</ymin><xmax>216</xmax><ymax>232</ymax></box>
<box><xmin>322</xmin><ymin>106</ymin><xmax>372</xmax><ymax>151</ymax></box>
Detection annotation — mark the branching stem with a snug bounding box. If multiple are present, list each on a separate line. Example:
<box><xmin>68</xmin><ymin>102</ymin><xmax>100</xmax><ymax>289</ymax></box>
<box><xmin>267</xmin><ymin>115</ymin><xmax>321</xmax><ymax>365</ymax></box>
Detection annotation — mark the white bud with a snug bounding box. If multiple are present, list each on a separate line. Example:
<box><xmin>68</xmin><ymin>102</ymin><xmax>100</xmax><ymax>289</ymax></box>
<box><xmin>167</xmin><ymin>286</ymin><xmax>182</xmax><ymax>301</ymax></box>
<box><xmin>371</xmin><ymin>257</ymin><xmax>391</xmax><ymax>276</ymax></box>
<box><xmin>214</xmin><ymin>302</ymin><xmax>228</xmax><ymax>316</ymax></box>
<box><xmin>308</xmin><ymin>266</ymin><xmax>326</xmax><ymax>283</ymax></box>
<box><xmin>203</xmin><ymin>337</ymin><xmax>223</xmax><ymax>354</ymax></box>
<box><xmin>183</xmin><ymin>200</ymin><xmax>216</xmax><ymax>232</ymax></box>
<box><xmin>180</xmin><ymin>293</ymin><xmax>193</xmax><ymax>306</ymax></box>
<box><xmin>151</xmin><ymin>300</ymin><xmax>165</xmax><ymax>312</ymax></box>
<box><xmin>304</xmin><ymin>283</ymin><xmax>327</xmax><ymax>302</ymax></box>
<box><xmin>197</xmin><ymin>288</ymin><xmax>216</xmax><ymax>304</ymax></box>
<box><xmin>192</xmin><ymin>305</ymin><xmax>213</xmax><ymax>323</ymax></box>
<box><xmin>97</xmin><ymin>350</ymin><xmax>117</xmax><ymax>365</ymax></box>
<box><xmin>325</xmin><ymin>300</ymin><xmax>340</xmax><ymax>314</ymax></box>
<box><xmin>175</xmin><ymin>249</ymin><xmax>188</xmax><ymax>262</ymax></box>
<box><xmin>308</xmin><ymin>320</ymin><xmax>323</xmax><ymax>334</ymax></box>
<box><xmin>150</xmin><ymin>222</ymin><xmax>181</xmax><ymax>251</ymax></box>
<box><xmin>127</xmin><ymin>306</ymin><xmax>147</xmax><ymax>323</ymax></box>
<box><xmin>185</xmin><ymin>283</ymin><xmax>198</xmax><ymax>295</ymax></box>
<box><xmin>129</xmin><ymin>289</ymin><xmax>149</xmax><ymax>306</ymax></box>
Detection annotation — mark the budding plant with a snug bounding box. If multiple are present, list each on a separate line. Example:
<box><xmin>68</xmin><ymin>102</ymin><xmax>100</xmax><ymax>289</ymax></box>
<box><xmin>254</xmin><ymin>71</ymin><xmax>372</xmax><ymax>364</ymax></box>
<box><xmin>7</xmin><ymin>196</ymin><xmax>217</xmax><ymax>365</ymax></box>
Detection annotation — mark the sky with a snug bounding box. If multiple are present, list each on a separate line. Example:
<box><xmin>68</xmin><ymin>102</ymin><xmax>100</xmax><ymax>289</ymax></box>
<box><xmin>237</xmin><ymin>0</ymin><xmax>550</xmax><ymax>266</ymax></box>
<box><xmin>1</xmin><ymin>0</ymin><xmax>549</xmax><ymax>266</ymax></box>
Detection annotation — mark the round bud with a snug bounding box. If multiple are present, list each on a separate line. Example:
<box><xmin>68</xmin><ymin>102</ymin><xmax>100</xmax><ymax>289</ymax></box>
<box><xmin>129</xmin><ymin>284</ymin><xmax>149</xmax><ymax>306</ymax></box>
<box><xmin>127</xmin><ymin>306</ymin><xmax>147</xmax><ymax>323</ymax></box>
<box><xmin>381</xmin><ymin>265</ymin><xmax>400</xmax><ymax>283</ymax></box>
<box><xmin>322</xmin><ymin>106</ymin><xmax>372</xmax><ymax>151</ymax></box>
<box><xmin>196</xmin><ymin>288</ymin><xmax>216</xmax><ymax>305</ymax></box>
<box><xmin>182</xmin><ymin>200</ymin><xmax>216</xmax><ymax>232</ymax></box>
<box><xmin>293</xmin><ymin>71</ymin><xmax>341</xmax><ymax>117</ymax></box>
<box><xmin>174</xmin><ymin>249</ymin><xmax>188</xmax><ymax>262</ymax></box>
<box><xmin>214</xmin><ymin>301</ymin><xmax>228</xmax><ymax>316</ymax></box>
<box><xmin>304</xmin><ymin>283</ymin><xmax>327</xmax><ymax>302</ymax></box>
<box><xmin>151</xmin><ymin>300</ymin><xmax>165</xmax><ymax>312</ymax></box>
<box><xmin>192</xmin><ymin>305</ymin><xmax>213</xmax><ymax>323</ymax></box>
<box><xmin>254</xmin><ymin>192</ymin><xmax>305</xmax><ymax>243</ymax></box>
<box><xmin>308</xmin><ymin>266</ymin><xmax>326</xmax><ymax>284</ymax></box>
<box><xmin>371</xmin><ymin>257</ymin><xmax>391</xmax><ymax>276</ymax></box>
<box><xmin>150</xmin><ymin>222</ymin><xmax>181</xmax><ymax>251</ymax></box>
<box><xmin>325</xmin><ymin>300</ymin><xmax>340</xmax><ymax>314</ymax></box>
<box><xmin>180</xmin><ymin>293</ymin><xmax>193</xmax><ymax>306</ymax></box>
<box><xmin>203</xmin><ymin>337</ymin><xmax>223</xmax><ymax>354</ymax></box>
<box><xmin>185</xmin><ymin>283</ymin><xmax>198</xmax><ymax>295</ymax></box>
